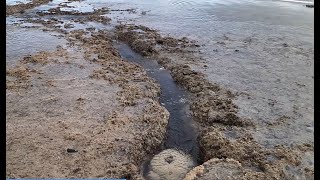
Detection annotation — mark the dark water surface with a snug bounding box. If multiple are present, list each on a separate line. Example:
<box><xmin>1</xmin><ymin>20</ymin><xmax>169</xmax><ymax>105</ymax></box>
<box><xmin>114</xmin><ymin>42</ymin><xmax>199</xmax><ymax>161</ymax></box>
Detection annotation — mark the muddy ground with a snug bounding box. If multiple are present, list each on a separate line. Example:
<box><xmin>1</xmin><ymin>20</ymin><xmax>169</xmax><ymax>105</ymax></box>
<box><xmin>115</xmin><ymin>24</ymin><xmax>314</xmax><ymax>180</ymax></box>
<box><xmin>6</xmin><ymin>0</ymin><xmax>52</xmax><ymax>15</ymax></box>
<box><xmin>6</xmin><ymin>10</ymin><xmax>169</xmax><ymax>179</ymax></box>
<box><xmin>6</xmin><ymin>0</ymin><xmax>313</xmax><ymax>179</ymax></box>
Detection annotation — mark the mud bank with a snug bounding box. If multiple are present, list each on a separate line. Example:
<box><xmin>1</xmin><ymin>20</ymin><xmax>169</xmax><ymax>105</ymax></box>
<box><xmin>115</xmin><ymin>24</ymin><xmax>250</xmax><ymax>128</ymax></box>
<box><xmin>6</xmin><ymin>18</ymin><xmax>170</xmax><ymax>178</ymax></box>
<box><xmin>6</xmin><ymin>0</ymin><xmax>51</xmax><ymax>15</ymax></box>
<box><xmin>115</xmin><ymin>24</ymin><xmax>314</xmax><ymax>179</ymax></box>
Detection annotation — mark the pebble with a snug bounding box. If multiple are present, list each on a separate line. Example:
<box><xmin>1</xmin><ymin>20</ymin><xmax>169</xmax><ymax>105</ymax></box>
<box><xmin>67</xmin><ymin>148</ymin><xmax>78</xmax><ymax>153</ymax></box>
<box><xmin>306</xmin><ymin>4</ymin><xmax>314</xmax><ymax>8</ymax></box>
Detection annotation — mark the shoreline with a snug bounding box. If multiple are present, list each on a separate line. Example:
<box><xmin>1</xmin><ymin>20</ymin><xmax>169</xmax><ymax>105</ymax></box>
<box><xmin>6</xmin><ymin>0</ymin><xmax>314</xmax><ymax>179</ymax></box>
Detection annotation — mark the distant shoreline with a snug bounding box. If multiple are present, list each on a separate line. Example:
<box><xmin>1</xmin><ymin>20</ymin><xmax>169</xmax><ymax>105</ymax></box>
<box><xmin>278</xmin><ymin>0</ymin><xmax>314</xmax><ymax>4</ymax></box>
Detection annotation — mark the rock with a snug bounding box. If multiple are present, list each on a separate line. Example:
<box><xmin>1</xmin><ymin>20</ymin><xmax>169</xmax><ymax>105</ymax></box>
<box><xmin>282</xmin><ymin>43</ymin><xmax>289</xmax><ymax>47</ymax></box>
<box><xmin>184</xmin><ymin>158</ymin><xmax>255</xmax><ymax>180</ymax></box>
<box><xmin>66</xmin><ymin>148</ymin><xmax>78</xmax><ymax>153</ymax></box>
<box><xmin>306</xmin><ymin>4</ymin><xmax>314</xmax><ymax>8</ymax></box>
<box><xmin>146</xmin><ymin>149</ymin><xmax>196</xmax><ymax>180</ymax></box>
<box><xmin>64</xmin><ymin>23</ymin><xmax>74</xmax><ymax>29</ymax></box>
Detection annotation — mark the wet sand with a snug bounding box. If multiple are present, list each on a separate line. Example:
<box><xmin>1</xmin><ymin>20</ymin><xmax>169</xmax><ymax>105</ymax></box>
<box><xmin>6</xmin><ymin>0</ymin><xmax>313</xmax><ymax>179</ymax></box>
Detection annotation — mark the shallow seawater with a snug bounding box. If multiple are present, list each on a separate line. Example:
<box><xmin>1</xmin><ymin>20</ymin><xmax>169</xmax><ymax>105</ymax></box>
<box><xmin>6</xmin><ymin>24</ymin><xmax>67</xmax><ymax>67</ymax></box>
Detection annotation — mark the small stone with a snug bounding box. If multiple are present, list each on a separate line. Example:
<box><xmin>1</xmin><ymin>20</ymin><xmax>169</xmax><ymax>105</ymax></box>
<box><xmin>165</xmin><ymin>155</ymin><xmax>174</xmax><ymax>164</ymax></box>
<box><xmin>67</xmin><ymin>148</ymin><xmax>78</xmax><ymax>153</ymax></box>
<box><xmin>306</xmin><ymin>127</ymin><xmax>314</xmax><ymax>133</ymax></box>
<box><xmin>156</xmin><ymin>39</ymin><xmax>164</xmax><ymax>44</ymax></box>
<box><xmin>306</xmin><ymin>4</ymin><xmax>314</xmax><ymax>8</ymax></box>
<box><xmin>235</xmin><ymin>49</ymin><xmax>239</xmax><ymax>52</ymax></box>
<box><xmin>73</xmin><ymin>168</ymin><xmax>81</xmax><ymax>173</ymax></box>
<box><xmin>64</xmin><ymin>23</ymin><xmax>74</xmax><ymax>29</ymax></box>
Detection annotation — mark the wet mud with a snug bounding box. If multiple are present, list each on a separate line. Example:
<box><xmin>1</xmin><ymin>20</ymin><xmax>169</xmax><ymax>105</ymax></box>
<box><xmin>6</xmin><ymin>0</ymin><xmax>313</xmax><ymax>179</ymax></box>
<box><xmin>115</xmin><ymin>24</ymin><xmax>252</xmax><ymax>127</ymax></box>
<box><xmin>6</xmin><ymin>0</ymin><xmax>51</xmax><ymax>15</ymax></box>
<box><xmin>6</xmin><ymin>9</ymin><xmax>170</xmax><ymax>179</ymax></box>
<box><xmin>115</xmin><ymin>24</ymin><xmax>314</xmax><ymax>179</ymax></box>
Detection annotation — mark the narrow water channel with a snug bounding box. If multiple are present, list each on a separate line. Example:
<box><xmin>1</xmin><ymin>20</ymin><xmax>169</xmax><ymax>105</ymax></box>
<box><xmin>113</xmin><ymin>42</ymin><xmax>199</xmax><ymax>167</ymax></box>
